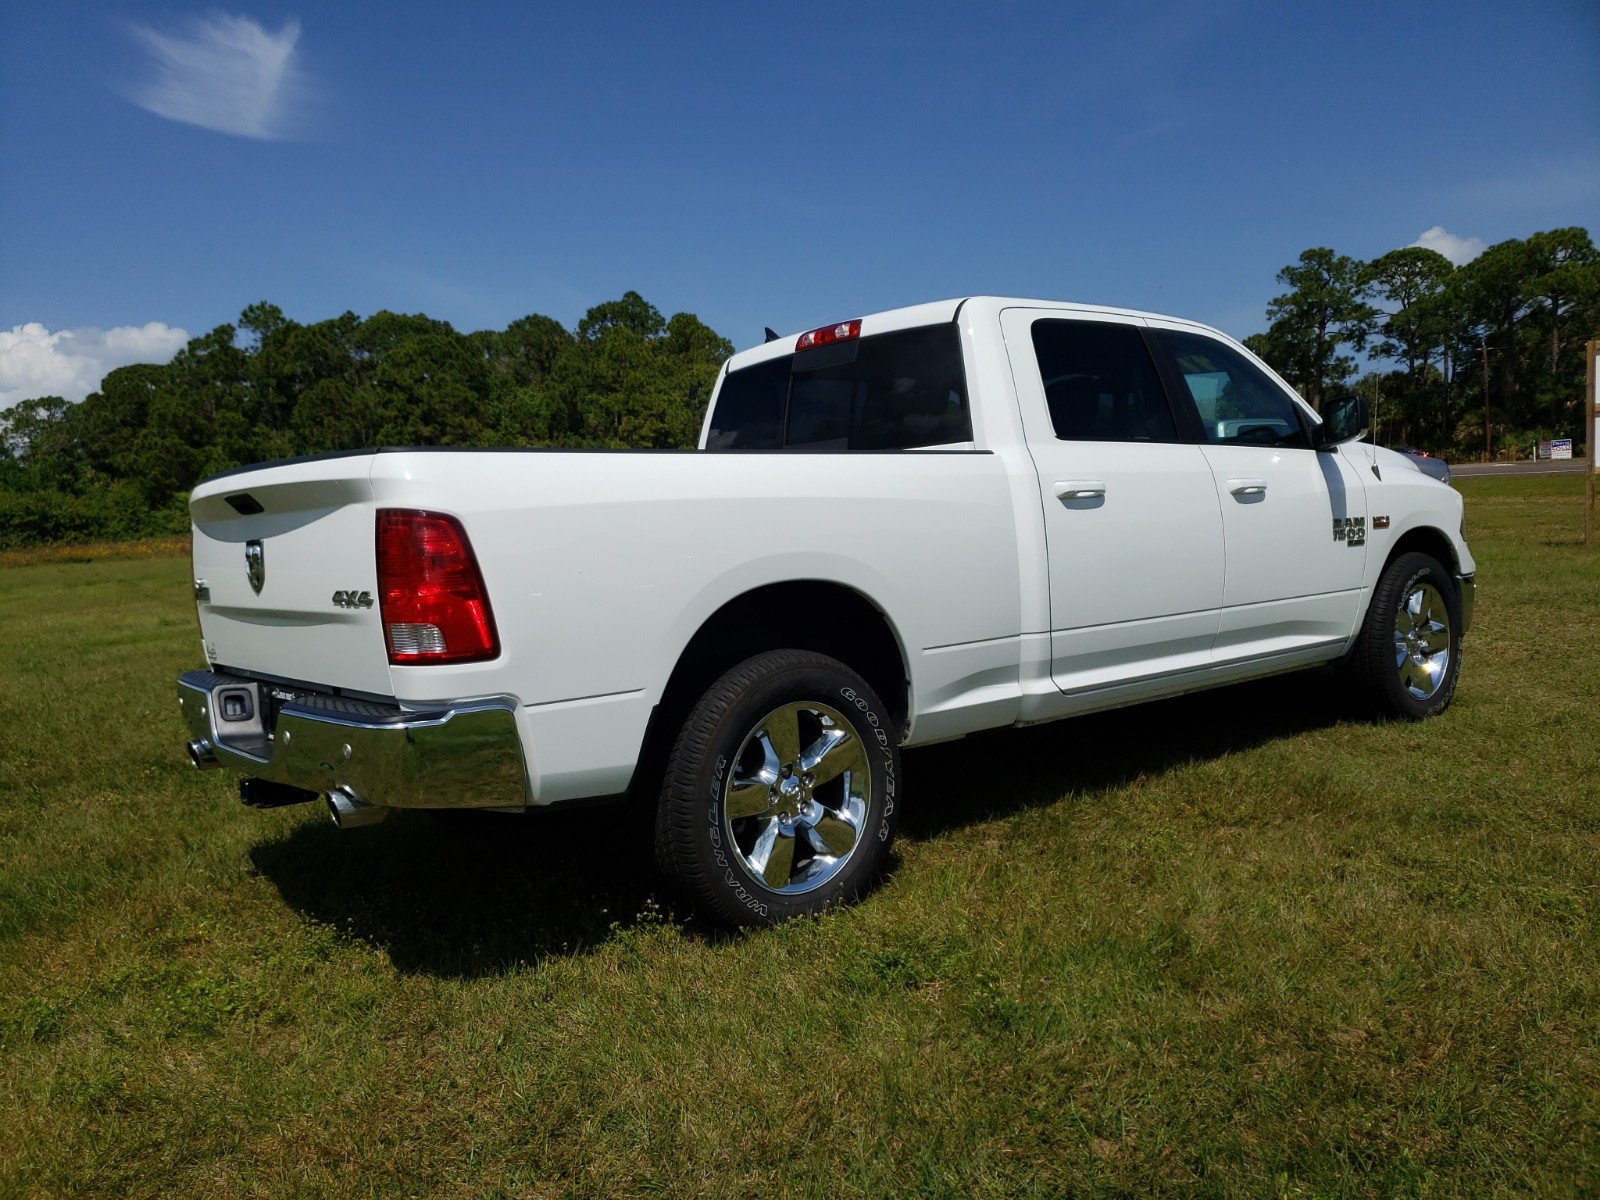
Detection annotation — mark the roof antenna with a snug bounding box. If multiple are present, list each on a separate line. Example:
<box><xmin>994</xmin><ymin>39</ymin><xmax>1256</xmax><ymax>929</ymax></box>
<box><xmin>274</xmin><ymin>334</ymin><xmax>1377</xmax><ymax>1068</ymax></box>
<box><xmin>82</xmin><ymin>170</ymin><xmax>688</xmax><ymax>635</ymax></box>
<box><xmin>763</xmin><ymin>327</ymin><xmax>780</xmax><ymax>343</ymax></box>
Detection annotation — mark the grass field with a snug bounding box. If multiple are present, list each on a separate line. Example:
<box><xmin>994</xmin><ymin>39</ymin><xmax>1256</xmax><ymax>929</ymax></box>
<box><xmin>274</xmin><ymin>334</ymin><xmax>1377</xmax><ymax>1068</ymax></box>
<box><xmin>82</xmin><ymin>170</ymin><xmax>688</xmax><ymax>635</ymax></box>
<box><xmin>2</xmin><ymin>475</ymin><xmax>1597</xmax><ymax>1198</ymax></box>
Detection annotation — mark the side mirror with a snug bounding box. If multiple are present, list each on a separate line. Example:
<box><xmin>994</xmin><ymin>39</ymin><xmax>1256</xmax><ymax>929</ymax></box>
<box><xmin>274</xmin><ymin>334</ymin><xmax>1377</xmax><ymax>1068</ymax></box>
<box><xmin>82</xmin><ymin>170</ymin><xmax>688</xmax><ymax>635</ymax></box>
<box><xmin>1316</xmin><ymin>393</ymin><xmax>1368</xmax><ymax>448</ymax></box>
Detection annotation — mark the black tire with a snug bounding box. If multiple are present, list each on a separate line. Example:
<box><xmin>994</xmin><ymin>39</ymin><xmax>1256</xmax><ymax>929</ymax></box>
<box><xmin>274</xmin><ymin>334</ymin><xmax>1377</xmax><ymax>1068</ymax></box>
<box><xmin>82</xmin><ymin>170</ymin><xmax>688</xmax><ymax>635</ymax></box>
<box><xmin>1352</xmin><ymin>551</ymin><xmax>1462</xmax><ymax>719</ymax></box>
<box><xmin>655</xmin><ymin>650</ymin><xmax>901</xmax><ymax>928</ymax></box>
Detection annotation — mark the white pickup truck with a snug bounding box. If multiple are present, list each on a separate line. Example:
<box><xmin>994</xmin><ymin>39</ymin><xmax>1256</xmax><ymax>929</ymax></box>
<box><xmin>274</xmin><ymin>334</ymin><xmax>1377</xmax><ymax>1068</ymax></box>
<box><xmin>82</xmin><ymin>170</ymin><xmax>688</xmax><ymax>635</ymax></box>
<box><xmin>177</xmin><ymin>297</ymin><xmax>1475</xmax><ymax>925</ymax></box>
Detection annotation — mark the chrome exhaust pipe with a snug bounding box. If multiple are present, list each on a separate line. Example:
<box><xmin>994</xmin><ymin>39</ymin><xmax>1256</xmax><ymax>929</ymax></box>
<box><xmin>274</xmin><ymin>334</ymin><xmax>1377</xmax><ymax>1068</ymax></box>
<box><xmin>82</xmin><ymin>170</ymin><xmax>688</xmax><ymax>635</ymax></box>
<box><xmin>187</xmin><ymin>739</ymin><xmax>221</xmax><ymax>770</ymax></box>
<box><xmin>326</xmin><ymin>785</ymin><xmax>388</xmax><ymax>829</ymax></box>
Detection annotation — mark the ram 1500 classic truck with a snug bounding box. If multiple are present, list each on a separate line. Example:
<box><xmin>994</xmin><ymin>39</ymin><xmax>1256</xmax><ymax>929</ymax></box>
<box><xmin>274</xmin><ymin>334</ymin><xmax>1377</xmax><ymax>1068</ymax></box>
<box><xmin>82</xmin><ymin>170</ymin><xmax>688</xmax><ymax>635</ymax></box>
<box><xmin>177</xmin><ymin>297</ymin><xmax>1475</xmax><ymax>926</ymax></box>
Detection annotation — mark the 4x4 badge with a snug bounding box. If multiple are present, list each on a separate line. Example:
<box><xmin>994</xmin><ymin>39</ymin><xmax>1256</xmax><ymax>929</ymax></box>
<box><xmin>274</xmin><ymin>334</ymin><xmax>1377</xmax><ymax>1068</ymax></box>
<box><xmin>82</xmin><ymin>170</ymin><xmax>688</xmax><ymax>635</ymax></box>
<box><xmin>245</xmin><ymin>539</ymin><xmax>266</xmax><ymax>594</ymax></box>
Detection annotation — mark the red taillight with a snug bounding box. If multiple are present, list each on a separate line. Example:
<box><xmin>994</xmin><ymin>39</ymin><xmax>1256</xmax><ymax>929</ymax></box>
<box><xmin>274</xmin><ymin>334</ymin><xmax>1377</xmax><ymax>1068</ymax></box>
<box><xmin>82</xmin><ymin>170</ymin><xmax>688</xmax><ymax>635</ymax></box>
<box><xmin>795</xmin><ymin>319</ymin><xmax>861</xmax><ymax>352</ymax></box>
<box><xmin>375</xmin><ymin>509</ymin><xmax>499</xmax><ymax>664</ymax></box>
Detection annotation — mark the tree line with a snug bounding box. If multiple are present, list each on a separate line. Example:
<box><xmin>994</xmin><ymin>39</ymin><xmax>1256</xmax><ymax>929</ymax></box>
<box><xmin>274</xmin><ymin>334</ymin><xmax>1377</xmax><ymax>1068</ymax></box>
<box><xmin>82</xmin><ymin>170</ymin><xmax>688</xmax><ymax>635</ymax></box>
<box><xmin>1242</xmin><ymin>227</ymin><xmax>1597</xmax><ymax>454</ymax></box>
<box><xmin>3</xmin><ymin>230</ymin><xmax>1597</xmax><ymax>548</ymax></box>
<box><xmin>0</xmin><ymin>292</ymin><xmax>731</xmax><ymax>547</ymax></box>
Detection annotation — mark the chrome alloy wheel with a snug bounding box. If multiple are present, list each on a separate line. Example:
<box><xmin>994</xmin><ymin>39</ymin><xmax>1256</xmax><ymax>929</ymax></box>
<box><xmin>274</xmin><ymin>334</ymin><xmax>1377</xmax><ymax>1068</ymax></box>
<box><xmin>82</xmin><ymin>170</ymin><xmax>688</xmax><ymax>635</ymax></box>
<box><xmin>1393</xmin><ymin>582</ymin><xmax>1452</xmax><ymax>700</ymax></box>
<box><xmin>723</xmin><ymin>701</ymin><xmax>871</xmax><ymax>895</ymax></box>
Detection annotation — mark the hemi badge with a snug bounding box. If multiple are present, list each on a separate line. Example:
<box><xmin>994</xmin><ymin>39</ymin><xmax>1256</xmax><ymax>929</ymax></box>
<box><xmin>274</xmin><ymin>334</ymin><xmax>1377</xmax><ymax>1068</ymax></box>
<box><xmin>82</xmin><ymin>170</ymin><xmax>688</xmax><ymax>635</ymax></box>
<box><xmin>1373</xmin><ymin>515</ymin><xmax>1391</xmax><ymax>529</ymax></box>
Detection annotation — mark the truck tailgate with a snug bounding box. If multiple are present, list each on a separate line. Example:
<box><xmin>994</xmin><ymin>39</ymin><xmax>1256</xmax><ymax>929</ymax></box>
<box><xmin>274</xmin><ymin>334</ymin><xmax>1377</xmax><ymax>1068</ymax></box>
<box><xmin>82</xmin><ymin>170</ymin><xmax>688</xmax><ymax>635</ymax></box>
<box><xmin>189</xmin><ymin>456</ymin><xmax>391</xmax><ymax>697</ymax></box>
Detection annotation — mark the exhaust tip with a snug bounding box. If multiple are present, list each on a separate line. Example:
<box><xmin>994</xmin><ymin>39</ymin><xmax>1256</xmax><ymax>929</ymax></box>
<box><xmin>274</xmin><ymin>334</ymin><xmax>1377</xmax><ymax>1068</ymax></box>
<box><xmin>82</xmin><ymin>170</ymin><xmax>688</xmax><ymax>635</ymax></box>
<box><xmin>187</xmin><ymin>739</ymin><xmax>221</xmax><ymax>770</ymax></box>
<box><xmin>326</xmin><ymin>786</ymin><xmax>388</xmax><ymax>830</ymax></box>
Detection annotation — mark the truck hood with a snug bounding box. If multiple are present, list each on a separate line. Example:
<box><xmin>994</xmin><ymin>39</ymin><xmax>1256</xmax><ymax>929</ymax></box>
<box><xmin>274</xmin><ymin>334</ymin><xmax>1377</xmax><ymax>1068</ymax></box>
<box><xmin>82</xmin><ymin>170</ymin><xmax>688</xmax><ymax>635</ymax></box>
<box><xmin>1371</xmin><ymin>445</ymin><xmax>1430</xmax><ymax>479</ymax></box>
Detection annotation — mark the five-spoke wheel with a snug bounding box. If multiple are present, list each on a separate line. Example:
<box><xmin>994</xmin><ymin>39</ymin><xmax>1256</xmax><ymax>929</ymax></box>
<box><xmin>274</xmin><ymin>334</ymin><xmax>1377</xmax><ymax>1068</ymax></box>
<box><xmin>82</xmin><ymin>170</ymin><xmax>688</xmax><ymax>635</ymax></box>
<box><xmin>723</xmin><ymin>702</ymin><xmax>870</xmax><ymax>894</ymax></box>
<box><xmin>655</xmin><ymin>650</ymin><xmax>900</xmax><ymax>927</ymax></box>
<box><xmin>1392</xmin><ymin>581</ymin><xmax>1452</xmax><ymax>701</ymax></box>
<box><xmin>1354</xmin><ymin>551</ymin><xmax>1462</xmax><ymax>719</ymax></box>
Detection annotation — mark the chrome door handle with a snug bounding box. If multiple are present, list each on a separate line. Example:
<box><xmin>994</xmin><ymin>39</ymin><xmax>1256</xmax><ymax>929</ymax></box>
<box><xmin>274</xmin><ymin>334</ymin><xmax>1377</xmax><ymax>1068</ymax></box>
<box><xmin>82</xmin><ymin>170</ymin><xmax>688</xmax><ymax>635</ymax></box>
<box><xmin>1228</xmin><ymin>478</ymin><xmax>1267</xmax><ymax>496</ymax></box>
<box><xmin>1055</xmin><ymin>480</ymin><xmax>1106</xmax><ymax>500</ymax></box>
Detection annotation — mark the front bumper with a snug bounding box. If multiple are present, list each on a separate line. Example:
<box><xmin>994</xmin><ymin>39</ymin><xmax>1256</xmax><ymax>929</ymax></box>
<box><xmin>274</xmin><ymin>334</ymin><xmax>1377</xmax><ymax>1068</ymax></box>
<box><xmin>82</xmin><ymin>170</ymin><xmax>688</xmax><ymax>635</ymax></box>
<box><xmin>177</xmin><ymin>669</ymin><xmax>528</xmax><ymax>810</ymax></box>
<box><xmin>1457</xmin><ymin>573</ymin><xmax>1476</xmax><ymax>635</ymax></box>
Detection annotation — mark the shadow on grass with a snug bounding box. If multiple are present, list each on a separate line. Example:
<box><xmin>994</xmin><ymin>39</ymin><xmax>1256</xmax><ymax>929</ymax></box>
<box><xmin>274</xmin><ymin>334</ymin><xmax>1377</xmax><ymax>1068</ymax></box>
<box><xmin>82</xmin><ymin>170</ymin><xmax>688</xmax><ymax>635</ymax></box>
<box><xmin>250</xmin><ymin>668</ymin><xmax>1353</xmax><ymax>978</ymax></box>
<box><xmin>249</xmin><ymin>801</ymin><xmax>669</xmax><ymax>979</ymax></box>
<box><xmin>898</xmin><ymin>668</ymin><xmax>1353</xmax><ymax>840</ymax></box>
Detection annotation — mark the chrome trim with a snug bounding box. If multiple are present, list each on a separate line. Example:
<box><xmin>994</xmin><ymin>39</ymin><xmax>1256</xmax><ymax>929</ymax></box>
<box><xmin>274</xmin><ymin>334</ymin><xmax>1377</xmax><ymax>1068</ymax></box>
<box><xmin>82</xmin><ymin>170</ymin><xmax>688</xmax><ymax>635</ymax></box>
<box><xmin>1456</xmin><ymin>573</ymin><xmax>1475</xmax><ymax>635</ymax></box>
<box><xmin>722</xmin><ymin>701</ymin><xmax>871</xmax><ymax>895</ymax></box>
<box><xmin>326</xmin><ymin>785</ymin><xmax>388</xmax><ymax>829</ymax></box>
<box><xmin>187</xmin><ymin>739</ymin><xmax>221</xmax><ymax>769</ymax></box>
<box><xmin>177</xmin><ymin>670</ymin><xmax>527</xmax><ymax>811</ymax></box>
<box><xmin>245</xmin><ymin>539</ymin><xmax>265</xmax><ymax>594</ymax></box>
<box><xmin>1393</xmin><ymin>581</ymin><xmax>1453</xmax><ymax>701</ymax></box>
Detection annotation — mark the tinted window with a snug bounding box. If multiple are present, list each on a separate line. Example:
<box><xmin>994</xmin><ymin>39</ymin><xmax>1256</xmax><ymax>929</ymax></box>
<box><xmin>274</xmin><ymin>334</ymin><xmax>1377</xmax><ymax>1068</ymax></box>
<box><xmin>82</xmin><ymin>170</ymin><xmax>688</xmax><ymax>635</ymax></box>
<box><xmin>705</xmin><ymin>356</ymin><xmax>787</xmax><ymax>449</ymax></box>
<box><xmin>1164</xmin><ymin>330</ymin><xmax>1309</xmax><ymax>449</ymax></box>
<box><xmin>705</xmin><ymin>324</ymin><xmax>971</xmax><ymax>452</ymax></box>
<box><xmin>788</xmin><ymin>324</ymin><xmax>971</xmax><ymax>451</ymax></box>
<box><xmin>1029</xmin><ymin>320</ymin><xmax>1177</xmax><ymax>442</ymax></box>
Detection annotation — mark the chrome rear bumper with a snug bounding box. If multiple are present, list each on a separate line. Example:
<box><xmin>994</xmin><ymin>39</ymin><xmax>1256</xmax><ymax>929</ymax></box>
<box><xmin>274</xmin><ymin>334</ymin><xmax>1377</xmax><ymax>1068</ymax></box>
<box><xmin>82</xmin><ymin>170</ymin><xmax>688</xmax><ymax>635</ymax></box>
<box><xmin>177</xmin><ymin>669</ymin><xmax>527</xmax><ymax>811</ymax></box>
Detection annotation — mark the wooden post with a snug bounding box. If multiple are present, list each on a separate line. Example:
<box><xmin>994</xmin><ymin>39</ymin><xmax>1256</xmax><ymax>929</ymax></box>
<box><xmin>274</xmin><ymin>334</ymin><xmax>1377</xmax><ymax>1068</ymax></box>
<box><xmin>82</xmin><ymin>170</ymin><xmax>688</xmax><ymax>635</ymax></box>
<box><xmin>1481</xmin><ymin>339</ymin><xmax>1492</xmax><ymax>462</ymax></box>
<box><xmin>1587</xmin><ymin>339</ymin><xmax>1597</xmax><ymax>547</ymax></box>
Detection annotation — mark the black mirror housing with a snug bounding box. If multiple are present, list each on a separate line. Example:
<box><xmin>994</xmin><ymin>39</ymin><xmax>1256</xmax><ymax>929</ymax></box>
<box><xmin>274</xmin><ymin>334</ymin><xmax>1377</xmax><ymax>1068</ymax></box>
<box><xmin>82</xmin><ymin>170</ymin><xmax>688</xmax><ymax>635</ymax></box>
<box><xmin>1316</xmin><ymin>393</ymin><xmax>1369</xmax><ymax>448</ymax></box>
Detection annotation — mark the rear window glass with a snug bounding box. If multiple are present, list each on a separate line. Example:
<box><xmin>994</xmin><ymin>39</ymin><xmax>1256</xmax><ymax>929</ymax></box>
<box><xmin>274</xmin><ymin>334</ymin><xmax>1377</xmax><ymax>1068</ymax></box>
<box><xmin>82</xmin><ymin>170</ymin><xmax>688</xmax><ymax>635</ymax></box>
<box><xmin>705</xmin><ymin>324</ymin><xmax>971</xmax><ymax>451</ymax></box>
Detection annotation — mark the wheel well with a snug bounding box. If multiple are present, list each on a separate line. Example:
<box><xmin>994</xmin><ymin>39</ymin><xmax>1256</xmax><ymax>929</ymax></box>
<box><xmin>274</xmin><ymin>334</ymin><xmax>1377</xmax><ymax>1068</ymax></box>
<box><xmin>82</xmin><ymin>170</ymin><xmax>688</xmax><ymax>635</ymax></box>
<box><xmin>628</xmin><ymin>582</ymin><xmax>909</xmax><ymax>801</ymax></box>
<box><xmin>1386</xmin><ymin>526</ymin><xmax>1459</xmax><ymax>576</ymax></box>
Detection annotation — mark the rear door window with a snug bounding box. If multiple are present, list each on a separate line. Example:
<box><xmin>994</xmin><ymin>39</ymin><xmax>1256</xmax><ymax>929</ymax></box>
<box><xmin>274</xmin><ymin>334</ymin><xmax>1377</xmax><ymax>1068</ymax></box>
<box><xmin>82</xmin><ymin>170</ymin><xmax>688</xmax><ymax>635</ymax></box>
<box><xmin>706</xmin><ymin>324</ymin><xmax>971</xmax><ymax>451</ymax></box>
<box><xmin>1029</xmin><ymin>320</ymin><xmax>1179</xmax><ymax>443</ymax></box>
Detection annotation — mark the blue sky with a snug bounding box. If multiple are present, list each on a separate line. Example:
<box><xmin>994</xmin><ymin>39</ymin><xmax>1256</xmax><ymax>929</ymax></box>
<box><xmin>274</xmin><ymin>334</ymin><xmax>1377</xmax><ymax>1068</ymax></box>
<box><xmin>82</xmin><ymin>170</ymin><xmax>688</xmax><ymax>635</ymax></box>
<box><xmin>2</xmin><ymin>0</ymin><xmax>1597</xmax><ymax>404</ymax></box>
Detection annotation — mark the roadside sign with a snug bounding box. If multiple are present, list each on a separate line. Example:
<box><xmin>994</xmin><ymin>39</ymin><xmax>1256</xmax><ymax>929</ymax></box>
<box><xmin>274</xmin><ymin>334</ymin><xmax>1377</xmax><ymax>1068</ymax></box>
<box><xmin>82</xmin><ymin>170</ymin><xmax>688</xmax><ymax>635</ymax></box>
<box><xmin>1552</xmin><ymin>438</ymin><xmax>1573</xmax><ymax>460</ymax></box>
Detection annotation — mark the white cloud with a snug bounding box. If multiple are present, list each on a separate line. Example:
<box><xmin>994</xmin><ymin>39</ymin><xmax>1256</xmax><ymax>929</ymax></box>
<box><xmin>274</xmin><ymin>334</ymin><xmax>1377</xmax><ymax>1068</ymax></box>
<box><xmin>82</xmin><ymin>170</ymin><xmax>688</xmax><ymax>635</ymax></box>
<box><xmin>127</xmin><ymin>13</ymin><xmax>307</xmax><ymax>140</ymax></box>
<box><xmin>0</xmin><ymin>322</ymin><xmax>190</xmax><ymax>408</ymax></box>
<box><xmin>1409</xmin><ymin>226</ymin><xmax>1486</xmax><ymax>266</ymax></box>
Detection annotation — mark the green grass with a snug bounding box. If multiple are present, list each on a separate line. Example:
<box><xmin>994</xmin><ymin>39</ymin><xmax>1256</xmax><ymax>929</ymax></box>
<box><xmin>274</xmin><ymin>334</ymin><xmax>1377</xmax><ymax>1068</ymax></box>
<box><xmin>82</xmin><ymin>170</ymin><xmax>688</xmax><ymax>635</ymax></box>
<box><xmin>3</xmin><ymin>475</ymin><xmax>1597</xmax><ymax>1198</ymax></box>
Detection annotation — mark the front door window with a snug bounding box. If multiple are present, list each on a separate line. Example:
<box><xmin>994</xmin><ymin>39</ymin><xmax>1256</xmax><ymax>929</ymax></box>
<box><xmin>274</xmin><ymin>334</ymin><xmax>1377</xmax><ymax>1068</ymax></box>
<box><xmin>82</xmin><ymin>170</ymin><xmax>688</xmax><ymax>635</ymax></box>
<box><xmin>1165</xmin><ymin>329</ymin><xmax>1309</xmax><ymax>449</ymax></box>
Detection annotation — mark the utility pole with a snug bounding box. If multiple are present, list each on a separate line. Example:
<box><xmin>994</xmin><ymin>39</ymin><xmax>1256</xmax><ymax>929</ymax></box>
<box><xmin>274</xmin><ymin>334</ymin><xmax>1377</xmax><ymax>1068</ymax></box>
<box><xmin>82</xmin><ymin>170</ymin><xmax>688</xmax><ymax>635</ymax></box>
<box><xmin>1481</xmin><ymin>338</ymin><xmax>1492</xmax><ymax>462</ymax></box>
<box><xmin>1587</xmin><ymin>338</ymin><xmax>1597</xmax><ymax>548</ymax></box>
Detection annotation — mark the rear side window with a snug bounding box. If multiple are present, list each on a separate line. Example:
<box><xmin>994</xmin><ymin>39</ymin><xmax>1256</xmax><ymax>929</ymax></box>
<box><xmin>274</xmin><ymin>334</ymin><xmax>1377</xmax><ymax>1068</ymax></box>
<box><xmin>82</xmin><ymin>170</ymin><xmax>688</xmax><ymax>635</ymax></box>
<box><xmin>705</xmin><ymin>324</ymin><xmax>971</xmax><ymax>451</ymax></box>
<box><xmin>704</xmin><ymin>356</ymin><xmax>787</xmax><ymax>449</ymax></box>
<box><xmin>1029</xmin><ymin>320</ymin><xmax>1178</xmax><ymax>443</ymax></box>
<box><xmin>1163</xmin><ymin>330</ymin><xmax>1309</xmax><ymax>449</ymax></box>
